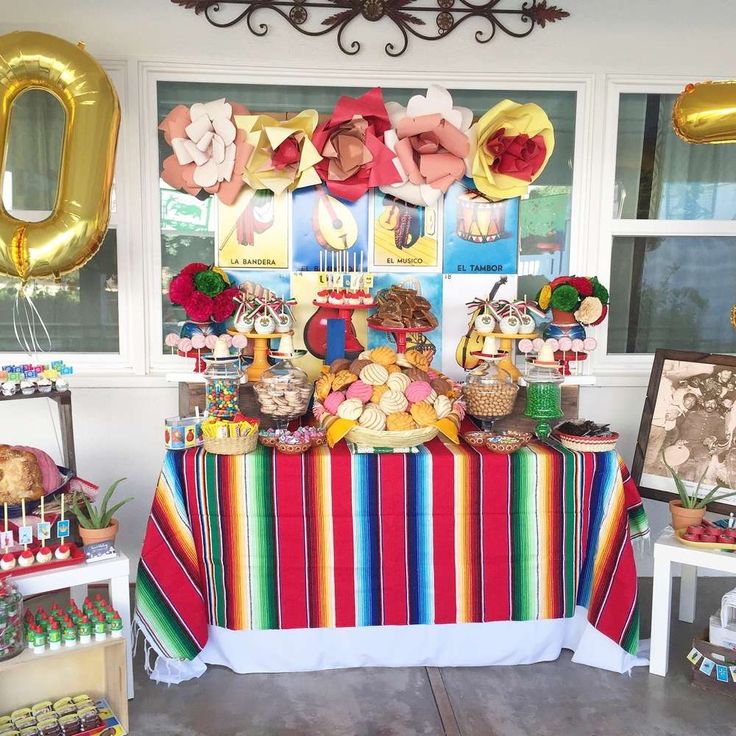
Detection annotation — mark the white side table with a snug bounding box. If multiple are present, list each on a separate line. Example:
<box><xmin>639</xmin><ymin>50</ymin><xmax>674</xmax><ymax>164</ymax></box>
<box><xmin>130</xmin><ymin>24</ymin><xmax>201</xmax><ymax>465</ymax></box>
<box><xmin>11</xmin><ymin>552</ymin><xmax>134</xmax><ymax>699</ymax></box>
<box><xmin>649</xmin><ymin>530</ymin><xmax>736</xmax><ymax>676</ymax></box>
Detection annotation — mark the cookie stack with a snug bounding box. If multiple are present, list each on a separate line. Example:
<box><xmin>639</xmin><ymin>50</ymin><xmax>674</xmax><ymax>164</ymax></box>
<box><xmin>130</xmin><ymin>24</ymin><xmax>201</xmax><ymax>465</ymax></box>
<box><xmin>313</xmin><ymin>346</ymin><xmax>465</xmax><ymax>441</ymax></box>
<box><xmin>368</xmin><ymin>286</ymin><xmax>438</xmax><ymax>330</ymax></box>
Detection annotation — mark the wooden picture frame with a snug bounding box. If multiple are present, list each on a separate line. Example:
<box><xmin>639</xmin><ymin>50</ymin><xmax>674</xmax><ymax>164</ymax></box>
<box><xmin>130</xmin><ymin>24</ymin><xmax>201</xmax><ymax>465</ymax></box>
<box><xmin>632</xmin><ymin>348</ymin><xmax>736</xmax><ymax>514</ymax></box>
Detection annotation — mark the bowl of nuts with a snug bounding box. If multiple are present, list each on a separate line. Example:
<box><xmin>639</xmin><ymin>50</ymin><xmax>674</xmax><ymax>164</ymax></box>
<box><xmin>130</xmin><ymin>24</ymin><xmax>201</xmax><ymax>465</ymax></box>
<box><xmin>461</xmin><ymin>360</ymin><xmax>519</xmax><ymax>432</ymax></box>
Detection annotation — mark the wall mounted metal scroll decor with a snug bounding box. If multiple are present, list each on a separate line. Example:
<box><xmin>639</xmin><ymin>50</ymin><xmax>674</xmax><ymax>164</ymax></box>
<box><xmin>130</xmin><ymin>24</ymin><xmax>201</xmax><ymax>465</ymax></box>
<box><xmin>171</xmin><ymin>0</ymin><xmax>569</xmax><ymax>57</ymax></box>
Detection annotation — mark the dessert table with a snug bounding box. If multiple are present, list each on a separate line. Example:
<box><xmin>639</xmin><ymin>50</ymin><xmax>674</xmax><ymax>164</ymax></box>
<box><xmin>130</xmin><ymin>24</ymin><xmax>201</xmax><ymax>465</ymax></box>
<box><xmin>134</xmin><ymin>436</ymin><xmax>649</xmax><ymax>683</ymax></box>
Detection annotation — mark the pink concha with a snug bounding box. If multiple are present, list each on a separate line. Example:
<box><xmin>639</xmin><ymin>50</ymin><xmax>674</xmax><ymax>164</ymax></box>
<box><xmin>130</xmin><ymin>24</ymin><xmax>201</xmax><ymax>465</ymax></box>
<box><xmin>205</xmin><ymin>334</ymin><xmax>219</xmax><ymax>349</ymax></box>
<box><xmin>346</xmin><ymin>380</ymin><xmax>373</xmax><ymax>403</ymax></box>
<box><xmin>191</xmin><ymin>334</ymin><xmax>206</xmax><ymax>350</ymax></box>
<box><xmin>584</xmin><ymin>337</ymin><xmax>597</xmax><ymax>351</ymax></box>
<box><xmin>324</xmin><ymin>391</ymin><xmax>346</xmax><ymax>415</ymax></box>
<box><xmin>405</xmin><ymin>380</ymin><xmax>432</xmax><ymax>404</ymax></box>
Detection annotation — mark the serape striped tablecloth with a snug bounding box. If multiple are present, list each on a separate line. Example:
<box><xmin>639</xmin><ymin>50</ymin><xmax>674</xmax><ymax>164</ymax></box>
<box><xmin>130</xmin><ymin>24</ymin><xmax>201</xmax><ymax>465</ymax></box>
<box><xmin>135</xmin><ymin>438</ymin><xmax>648</xmax><ymax>664</ymax></box>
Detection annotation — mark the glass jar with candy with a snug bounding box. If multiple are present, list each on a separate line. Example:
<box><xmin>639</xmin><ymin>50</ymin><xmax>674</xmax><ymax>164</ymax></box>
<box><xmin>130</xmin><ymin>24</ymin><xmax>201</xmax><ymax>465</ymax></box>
<box><xmin>203</xmin><ymin>339</ymin><xmax>244</xmax><ymax>420</ymax></box>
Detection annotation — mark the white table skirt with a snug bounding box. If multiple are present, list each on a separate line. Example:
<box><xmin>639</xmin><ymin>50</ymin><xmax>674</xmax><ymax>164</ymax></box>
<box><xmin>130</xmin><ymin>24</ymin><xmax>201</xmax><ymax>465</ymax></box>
<box><xmin>149</xmin><ymin>606</ymin><xmax>648</xmax><ymax>684</ymax></box>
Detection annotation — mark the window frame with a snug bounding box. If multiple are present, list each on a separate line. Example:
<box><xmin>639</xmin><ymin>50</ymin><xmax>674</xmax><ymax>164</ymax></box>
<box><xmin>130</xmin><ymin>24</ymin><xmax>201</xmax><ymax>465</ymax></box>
<box><xmin>141</xmin><ymin>61</ymin><xmax>595</xmax><ymax>375</ymax></box>
<box><xmin>593</xmin><ymin>76</ymin><xmax>736</xmax><ymax>386</ymax></box>
<box><xmin>0</xmin><ymin>60</ymin><xmax>146</xmax><ymax>376</ymax></box>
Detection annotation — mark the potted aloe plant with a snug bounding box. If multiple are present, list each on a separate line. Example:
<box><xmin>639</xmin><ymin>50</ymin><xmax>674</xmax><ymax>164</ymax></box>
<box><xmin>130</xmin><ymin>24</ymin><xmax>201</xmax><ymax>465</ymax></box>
<box><xmin>661</xmin><ymin>452</ymin><xmax>736</xmax><ymax>530</ymax></box>
<box><xmin>70</xmin><ymin>478</ymin><xmax>133</xmax><ymax>546</ymax></box>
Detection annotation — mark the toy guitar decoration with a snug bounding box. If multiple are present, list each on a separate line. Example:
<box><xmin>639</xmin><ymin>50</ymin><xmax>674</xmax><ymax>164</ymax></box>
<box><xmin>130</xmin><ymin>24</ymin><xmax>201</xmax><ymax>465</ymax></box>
<box><xmin>455</xmin><ymin>277</ymin><xmax>507</xmax><ymax>371</ymax></box>
<box><xmin>312</xmin><ymin>185</ymin><xmax>358</xmax><ymax>251</ymax></box>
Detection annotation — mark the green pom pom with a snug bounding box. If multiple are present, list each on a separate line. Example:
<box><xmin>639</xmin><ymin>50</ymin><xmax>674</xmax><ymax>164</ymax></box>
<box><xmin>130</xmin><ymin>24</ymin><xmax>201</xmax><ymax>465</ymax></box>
<box><xmin>591</xmin><ymin>278</ymin><xmax>609</xmax><ymax>305</ymax></box>
<box><xmin>193</xmin><ymin>269</ymin><xmax>226</xmax><ymax>297</ymax></box>
<box><xmin>550</xmin><ymin>284</ymin><xmax>579</xmax><ymax>312</ymax></box>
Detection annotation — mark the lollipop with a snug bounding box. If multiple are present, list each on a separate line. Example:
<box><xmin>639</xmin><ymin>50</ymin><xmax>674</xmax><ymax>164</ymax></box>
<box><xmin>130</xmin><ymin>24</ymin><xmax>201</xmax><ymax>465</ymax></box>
<box><xmin>545</xmin><ymin>338</ymin><xmax>559</xmax><ymax>352</ymax></box>
<box><xmin>205</xmin><ymin>334</ymin><xmax>219</xmax><ymax>350</ymax></box>
<box><xmin>571</xmin><ymin>338</ymin><xmax>584</xmax><ymax>353</ymax></box>
<box><xmin>558</xmin><ymin>337</ymin><xmax>573</xmax><ymax>352</ymax></box>
<box><xmin>583</xmin><ymin>336</ymin><xmax>598</xmax><ymax>351</ymax></box>
<box><xmin>532</xmin><ymin>338</ymin><xmax>545</xmax><ymax>352</ymax></box>
<box><xmin>221</xmin><ymin>334</ymin><xmax>233</xmax><ymax>347</ymax></box>
<box><xmin>232</xmin><ymin>334</ymin><xmax>248</xmax><ymax>350</ymax></box>
<box><xmin>164</xmin><ymin>333</ymin><xmax>180</xmax><ymax>355</ymax></box>
<box><xmin>191</xmin><ymin>334</ymin><xmax>206</xmax><ymax>350</ymax></box>
<box><xmin>518</xmin><ymin>338</ymin><xmax>533</xmax><ymax>354</ymax></box>
<box><xmin>178</xmin><ymin>337</ymin><xmax>192</xmax><ymax>354</ymax></box>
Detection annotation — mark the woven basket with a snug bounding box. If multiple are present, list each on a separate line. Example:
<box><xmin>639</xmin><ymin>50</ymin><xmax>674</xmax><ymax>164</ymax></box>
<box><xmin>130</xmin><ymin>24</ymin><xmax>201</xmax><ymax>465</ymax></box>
<box><xmin>204</xmin><ymin>431</ymin><xmax>258</xmax><ymax>455</ymax></box>
<box><xmin>346</xmin><ymin>425</ymin><xmax>438</xmax><ymax>449</ymax></box>
<box><xmin>554</xmin><ymin>431</ymin><xmax>619</xmax><ymax>453</ymax></box>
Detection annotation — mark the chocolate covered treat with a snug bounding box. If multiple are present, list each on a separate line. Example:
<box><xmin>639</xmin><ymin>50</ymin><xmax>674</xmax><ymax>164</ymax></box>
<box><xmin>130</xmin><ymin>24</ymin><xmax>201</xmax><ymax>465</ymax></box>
<box><xmin>369</xmin><ymin>285</ymin><xmax>438</xmax><ymax>330</ymax></box>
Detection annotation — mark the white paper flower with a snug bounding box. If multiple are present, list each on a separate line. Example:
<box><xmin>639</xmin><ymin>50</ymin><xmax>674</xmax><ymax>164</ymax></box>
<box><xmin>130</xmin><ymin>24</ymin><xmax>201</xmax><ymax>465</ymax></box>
<box><xmin>380</xmin><ymin>85</ymin><xmax>473</xmax><ymax>207</ymax></box>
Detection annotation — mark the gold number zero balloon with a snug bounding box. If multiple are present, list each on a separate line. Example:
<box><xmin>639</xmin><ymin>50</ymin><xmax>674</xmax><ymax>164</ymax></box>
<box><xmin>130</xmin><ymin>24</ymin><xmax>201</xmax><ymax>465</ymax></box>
<box><xmin>0</xmin><ymin>31</ymin><xmax>120</xmax><ymax>282</ymax></box>
<box><xmin>672</xmin><ymin>80</ymin><xmax>736</xmax><ymax>145</ymax></box>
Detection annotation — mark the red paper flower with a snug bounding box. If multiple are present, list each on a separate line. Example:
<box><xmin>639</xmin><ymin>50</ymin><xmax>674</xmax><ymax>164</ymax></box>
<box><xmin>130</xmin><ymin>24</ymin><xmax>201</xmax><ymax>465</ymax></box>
<box><xmin>180</xmin><ymin>262</ymin><xmax>209</xmax><ymax>278</ymax></box>
<box><xmin>550</xmin><ymin>276</ymin><xmax>573</xmax><ymax>289</ymax></box>
<box><xmin>570</xmin><ymin>277</ymin><xmax>594</xmax><ymax>297</ymax></box>
<box><xmin>186</xmin><ymin>292</ymin><xmax>215</xmax><ymax>323</ymax></box>
<box><xmin>212</xmin><ymin>288</ymin><xmax>239</xmax><ymax>322</ymax></box>
<box><xmin>312</xmin><ymin>87</ymin><xmax>401</xmax><ymax>202</ymax></box>
<box><xmin>486</xmin><ymin>129</ymin><xmax>548</xmax><ymax>182</ymax></box>
<box><xmin>169</xmin><ymin>274</ymin><xmax>195</xmax><ymax>306</ymax></box>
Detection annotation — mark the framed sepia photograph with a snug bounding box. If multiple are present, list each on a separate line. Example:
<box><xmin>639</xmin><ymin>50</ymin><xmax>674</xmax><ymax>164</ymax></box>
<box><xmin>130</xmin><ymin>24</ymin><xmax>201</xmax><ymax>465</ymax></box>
<box><xmin>632</xmin><ymin>349</ymin><xmax>736</xmax><ymax>514</ymax></box>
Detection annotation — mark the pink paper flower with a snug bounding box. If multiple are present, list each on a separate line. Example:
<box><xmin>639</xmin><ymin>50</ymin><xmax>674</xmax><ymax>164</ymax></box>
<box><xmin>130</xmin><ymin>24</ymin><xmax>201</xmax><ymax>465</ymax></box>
<box><xmin>160</xmin><ymin>99</ymin><xmax>253</xmax><ymax>205</ymax></box>
<box><xmin>311</xmin><ymin>87</ymin><xmax>401</xmax><ymax>202</ymax></box>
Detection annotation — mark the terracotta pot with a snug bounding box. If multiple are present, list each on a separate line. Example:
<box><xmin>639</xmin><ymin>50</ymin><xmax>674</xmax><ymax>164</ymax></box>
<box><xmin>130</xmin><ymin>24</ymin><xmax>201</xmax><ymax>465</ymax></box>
<box><xmin>78</xmin><ymin>518</ymin><xmax>119</xmax><ymax>546</ymax></box>
<box><xmin>669</xmin><ymin>500</ymin><xmax>706</xmax><ymax>531</ymax></box>
<box><xmin>550</xmin><ymin>308</ymin><xmax>579</xmax><ymax>326</ymax></box>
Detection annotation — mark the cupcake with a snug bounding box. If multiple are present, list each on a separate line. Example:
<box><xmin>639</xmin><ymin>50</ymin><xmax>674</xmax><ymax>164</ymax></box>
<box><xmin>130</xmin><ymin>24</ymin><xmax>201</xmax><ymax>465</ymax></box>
<box><xmin>347</xmin><ymin>292</ymin><xmax>361</xmax><ymax>306</ymax></box>
<box><xmin>20</xmin><ymin>380</ymin><xmax>35</xmax><ymax>395</ymax></box>
<box><xmin>316</xmin><ymin>289</ymin><xmax>330</xmax><ymax>305</ymax></box>
<box><xmin>328</xmin><ymin>290</ymin><xmax>343</xmax><ymax>305</ymax></box>
<box><xmin>1</xmin><ymin>381</ymin><xmax>16</xmax><ymax>397</ymax></box>
<box><xmin>55</xmin><ymin>544</ymin><xmax>71</xmax><ymax>561</ymax></box>
<box><xmin>0</xmin><ymin>552</ymin><xmax>16</xmax><ymax>571</ymax></box>
<box><xmin>55</xmin><ymin>378</ymin><xmax>69</xmax><ymax>392</ymax></box>
<box><xmin>18</xmin><ymin>549</ymin><xmax>35</xmax><ymax>567</ymax></box>
<box><xmin>37</xmin><ymin>378</ymin><xmax>53</xmax><ymax>393</ymax></box>
<box><xmin>36</xmin><ymin>546</ymin><xmax>53</xmax><ymax>564</ymax></box>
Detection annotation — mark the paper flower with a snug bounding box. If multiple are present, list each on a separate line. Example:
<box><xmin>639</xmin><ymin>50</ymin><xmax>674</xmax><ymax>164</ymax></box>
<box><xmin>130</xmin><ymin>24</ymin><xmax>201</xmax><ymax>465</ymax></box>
<box><xmin>575</xmin><ymin>296</ymin><xmax>603</xmax><ymax>326</ymax></box>
<box><xmin>381</xmin><ymin>85</ymin><xmax>472</xmax><ymax>207</ymax></box>
<box><xmin>537</xmin><ymin>284</ymin><xmax>552</xmax><ymax>311</ymax></box>
<box><xmin>160</xmin><ymin>98</ymin><xmax>253</xmax><ymax>205</ymax></box>
<box><xmin>168</xmin><ymin>263</ymin><xmax>238</xmax><ymax>323</ymax></box>
<box><xmin>235</xmin><ymin>110</ymin><xmax>322</xmax><ymax>195</ymax></box>
<box><xmin>312</xmin><ymin>87</ymin><xmax>401</xmax><ymax>202</ymax></box>
<box><xmin>467</xmin><ymin>100</ymin><xmax>555</xmax><ymax>200</ymax></box>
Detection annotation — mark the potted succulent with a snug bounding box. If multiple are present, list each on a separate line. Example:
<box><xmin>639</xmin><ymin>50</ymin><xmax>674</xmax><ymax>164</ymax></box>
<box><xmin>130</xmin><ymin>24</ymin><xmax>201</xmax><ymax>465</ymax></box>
<box><xmin>661</xmin><ymin>452</ymin><xmax>736</xmax><ymax>530</ymax></box>
<box><xmin>70</xmin><ymin>478</ymin><xmax>133</xmax><ymax>546</ymax></box>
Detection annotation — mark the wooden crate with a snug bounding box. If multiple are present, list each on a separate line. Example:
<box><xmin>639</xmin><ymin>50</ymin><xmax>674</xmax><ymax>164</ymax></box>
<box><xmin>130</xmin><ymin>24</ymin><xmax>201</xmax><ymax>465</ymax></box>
<box><xmin>691</xmin><ymin>632</ymin><xmax>736</xmax><ymax>697</ymax></box>
<box><xmin>0</xmin><ymin>638</ymin><xmax>128</xmax><ymax>729</ymax></box>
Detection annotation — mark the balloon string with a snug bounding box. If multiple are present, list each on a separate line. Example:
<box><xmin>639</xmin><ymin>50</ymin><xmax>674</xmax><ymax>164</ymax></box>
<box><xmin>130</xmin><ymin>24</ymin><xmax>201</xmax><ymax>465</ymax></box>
<box><xmin>12</xmin><ymin>285</ymin><xmax>52</xmax><ymax>357</ymax></box>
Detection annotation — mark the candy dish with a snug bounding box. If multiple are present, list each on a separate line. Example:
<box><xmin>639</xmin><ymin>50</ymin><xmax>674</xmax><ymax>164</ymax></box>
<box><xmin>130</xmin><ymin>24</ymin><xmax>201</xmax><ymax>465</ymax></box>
<box><xmin>462</xmin><ymin>431</ymin><xmax>488</xmax><ymax>447</ymax></box>
<box><xmin>258</xmin><ymin>429</ymin><xmax>282</xmax><ymax>447</ymax></box>
<box><xmin>277</xmin><ymin>439</ymin><xmax>312</xmax><ymax>455</ymax></box>
<box><xmin>484</xmin><ymin>430</ymin><xmax>532</xmax><ymax>454</ymax></box>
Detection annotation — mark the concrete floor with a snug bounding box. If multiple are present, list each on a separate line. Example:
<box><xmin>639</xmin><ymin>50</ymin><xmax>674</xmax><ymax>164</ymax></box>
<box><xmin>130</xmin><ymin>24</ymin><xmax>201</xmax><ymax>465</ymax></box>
<box><xmin>130</xmin><ymin>578</ymin><xmax>736</xmax><ymax>736</ymax></box>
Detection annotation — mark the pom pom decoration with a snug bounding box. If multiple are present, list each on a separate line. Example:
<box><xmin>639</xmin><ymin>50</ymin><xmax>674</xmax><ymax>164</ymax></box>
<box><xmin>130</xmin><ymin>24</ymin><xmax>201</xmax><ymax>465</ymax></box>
<box><xmin>167</xmin><ymin>264</ymin><xmax>237</xmax><ymax>324</ymax></box>
<box><xmin>193</xmin><ymin>269</ymin><xmax>228</xmax><ymax>297</ymax></box>
<box><xmin>549</xmin><ymin>284</ymin><xmax>579</xmax><ymax>312</ymax></box>
<box><xmin>186</xmin><ymin>291</ymin><xmax>215</xmax><ymax>323</ymax></box>
<box><xmin>168</xmin><ymin>274</ymin><xmax>195</xmax><ymax>306</ymax></box>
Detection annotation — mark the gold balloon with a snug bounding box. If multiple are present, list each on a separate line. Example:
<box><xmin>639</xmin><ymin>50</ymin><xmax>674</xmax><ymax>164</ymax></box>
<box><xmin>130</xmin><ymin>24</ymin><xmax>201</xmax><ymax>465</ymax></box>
<box><xmin>672</xmin><ymin>81</ymin><xmax>736</xmax><ymax>144</ymax></box>
<box><xmin>0</xmin><ymin>31</ymin><xmax>120</xmax><ymax>282</ymax></box>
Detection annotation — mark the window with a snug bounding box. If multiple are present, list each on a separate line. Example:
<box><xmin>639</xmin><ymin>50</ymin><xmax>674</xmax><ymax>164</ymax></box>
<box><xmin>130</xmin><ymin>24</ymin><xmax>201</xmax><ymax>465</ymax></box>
<box><xmin>0</xmin><ymin>87</ymin><xmax>121</xmax><ymax>354</ymax></box>
<box><xmin>156</xmin><ymin>80</ymin><xmax>577</xmax><ymax>349</ymax></box>
<box><xmin>607</xmin><ymin>90</ymin><xmax>736</xmax><ymax>356</ymax></box>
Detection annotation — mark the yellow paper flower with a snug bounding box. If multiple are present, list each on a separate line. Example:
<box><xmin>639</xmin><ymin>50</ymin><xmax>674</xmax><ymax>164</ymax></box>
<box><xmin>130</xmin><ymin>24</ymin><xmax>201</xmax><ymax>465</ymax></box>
<box><xmin>235</xmin><ymin>110</ymin><xmax>323</xmax><ymax>195</ymax></box>
<box><xmin>467</xmin><ymin>100</ymin><xmax>555</xmax><ymax>200</ymax></box>
<box><xmin>537</xmin><ymin>284</ymin><xmax>552</xmax><ymax>311</ymax></box>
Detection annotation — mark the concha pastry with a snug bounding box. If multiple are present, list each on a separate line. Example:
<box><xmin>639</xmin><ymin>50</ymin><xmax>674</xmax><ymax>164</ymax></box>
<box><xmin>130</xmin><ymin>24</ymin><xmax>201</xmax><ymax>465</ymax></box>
<box><xmin>358</xmin><ymin>350</ymin><xmax>373</xmax><ymax>361</ymax></box>
<box><xmin>430</xmin><ymin>377</ymin><xmax>452</xmax><ymax>396</ymax></box>
<box><xmin>386</xmin><ymin>412</ymin><xmax>417</xmax><ymax>431</ymax></box>
<box><xmin>396</xmin><ymin>353</ymin><xmax>412</xmax><ymax>368</ymax></box>
<box><xmin>315</xmin><ymin>373</ymin><xmax>334</xmax><ymax>401</ymax></box>
<box><xmin>346</xmin><ymin>380</ymin><xmax>373</xmax><ymax>403</ymax></box>
<box><xmin>405</xmin><ymin>349</ymin><xmax>431</xmax><ymax>371</ymax></box>
<box><xmin>371</xmin><ymin>384</ymin><xmax>389</xmax><ymax>404</ymax></box>
<box><xmin>370</xmin><ymin>346</ymin><xmax>397</xmax><ymax>366</ymax></box>
<box><xmin>406</xmin><ymin>367</ymin><xmax>430</xmax><ymax>383</ymax></box>
<box><xmin>337</xmin><ymin>397</ymin><xmax>364</xmax><ymax>420</ymax></box>
<box><xmin>410</xmin><ymin>401</ymin><xmax>438</xmax><ymax>427</ymax></box>
<box><xmin>379</xmin><ymin>389</ymin><xmax>409</xmax><ymax>415</ymax></box>
<box><xmin>358</xmin><ymin>404</ymin><xmax>387</xmax><ymax>431</ymax></box>
<box><xmin>386</xmin><ymin>364</ymin><xmax>401</xmax><ymax>374</ymax></box>
<box><xmin>405</xmin><ymin>380</ymin><xmax>432</xmax><ymax>404</ymax></box>
<box><xmin>332</xmin><ymin>369</ymin><xmax>357</xmax><ymax>391</ymax></box>
<box><xmin>386</xmin><ymin>372</ymin><xmax>411</xmax><ymax>394</ymax></box>
<box><xmin>434</xmin><ymin>394</ymin><xmax>452</xmax><ymax>419</ymax></box>
<box><xmin>349</xmin><ymin>358</ymin><xmax>371</xmax><ymax>376</ymax></box>
<box><xmin>330</xmin><ymin>358</ymin><xmax>351</xmax><ymax>374</ymax></box>
<box><xmin>425</xmin><ymin>389</ymin><xmax>438</xmax><ymax>405</ymax></box>
<box><xmin>360</xmin><ymin>363</ymin><xmax>389</xmax><ymax>386</ymax></box>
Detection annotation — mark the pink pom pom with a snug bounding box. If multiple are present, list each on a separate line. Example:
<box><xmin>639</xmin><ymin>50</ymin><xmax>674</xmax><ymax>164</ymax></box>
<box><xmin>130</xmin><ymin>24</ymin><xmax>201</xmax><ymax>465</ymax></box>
<box><xmin>178</xmin><ymin>337</ymin><xmax>192</xmax><ymax>353</ymax></box>
<box><xmin>558</xmin><ymin>337</ymin><xmax>573</xmax><ymax>351</ymax></box>
<box><xmin>324</xmin><ymin>391</ymin><xmax>346</xmax><ymax>415</ymax></box>
<box><xmin>164</xmin><ymin>333</ymin><xmax>180</xmax><ymax>348</ymax></box>
<box><xmin>191</xmin><ymin>334</ymin><xmax>206</xmax><ymax>350</ymax></box>
<box><xmin>583</xmin><ymin>337</ymin><xmax>597</xmax><ymax>351</ymax></box>
<box><xmin>231</xmin><ymin>334</ymin><xmax>248</xmax><ymax>350</ymax></box>
<box><xmin>205</xmin><ymin>334</ymin><xmax>218</xmax><ymax>349</ymax></box>
<box><xmin>221</xmin><ymin>334</ymin><xmax>233</xmax><ymax>347</ymax></box>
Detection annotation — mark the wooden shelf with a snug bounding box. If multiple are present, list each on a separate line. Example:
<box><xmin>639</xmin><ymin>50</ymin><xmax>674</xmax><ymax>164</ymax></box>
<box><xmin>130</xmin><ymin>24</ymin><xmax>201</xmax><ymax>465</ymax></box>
<box><xmin>0</xmin><ymin>637</ymin><xmax>128</xmax><ymax>730</ymax></box>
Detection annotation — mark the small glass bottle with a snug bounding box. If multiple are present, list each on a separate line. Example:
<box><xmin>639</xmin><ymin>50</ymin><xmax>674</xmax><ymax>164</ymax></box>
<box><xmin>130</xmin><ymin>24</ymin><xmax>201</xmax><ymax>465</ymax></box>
<box><xmin>461</xmin><ymin>359</ymin><xmax>518</xmax><ymax>432</ymax></box>
<box><xmin>203</xmin><ymin>354</ymin><xmax>243</xmax><ymax>420</ymax></box>
<box><xmin>254</xmin><ymin>357</ymin><xmax>312</xmax><ymax>429</ymax></box>
<box><xmin>523</xmin><ymin>355</ymin><xmax>564</xmax><ymax>439</ymax></box>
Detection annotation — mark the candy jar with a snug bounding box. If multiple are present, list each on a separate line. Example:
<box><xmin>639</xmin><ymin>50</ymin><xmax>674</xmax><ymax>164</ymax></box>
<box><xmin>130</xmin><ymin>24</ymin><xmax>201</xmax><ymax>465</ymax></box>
<box><xmin>203</xmin><ymin>338</ymin><xmax>243</xmax><ymax>420</ymax></box>
<box><xmin>253</xmin><ymin>357</ymin><xmax>312</xmax><ymax>429</ymax></box>
<box><xmin>461</xmin><ymin>358</ymin><xmax>518</xmax><ymax>432</ymax></box>
<box><xmin>0</xmin><ymin>579</ymin><xmax>24</xmax><ymax>662</ymax></box>
<box><xmin>523</xmin><ymin>344</ymin><xmax>564</xmax><ymax>439</ymax></box>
